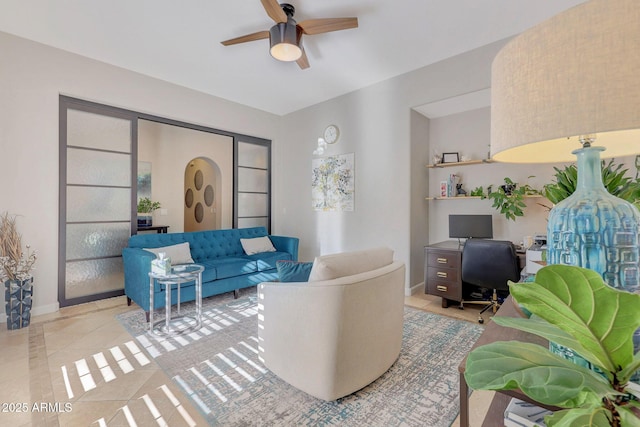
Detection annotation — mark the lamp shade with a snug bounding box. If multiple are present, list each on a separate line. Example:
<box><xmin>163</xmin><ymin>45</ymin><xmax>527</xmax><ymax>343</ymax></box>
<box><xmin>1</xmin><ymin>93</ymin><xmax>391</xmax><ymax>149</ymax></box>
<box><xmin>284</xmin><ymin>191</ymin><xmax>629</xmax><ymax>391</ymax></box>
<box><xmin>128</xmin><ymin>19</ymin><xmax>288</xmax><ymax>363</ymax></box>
<box><xmin>269</xmin><ymin>22</ymin><xmax>302</xmax><ymax>62</ymax></box>
<box><xmin>490</xmin><ymin>0</ymin><xmax>640</xmax><ymax>163</ymax></box>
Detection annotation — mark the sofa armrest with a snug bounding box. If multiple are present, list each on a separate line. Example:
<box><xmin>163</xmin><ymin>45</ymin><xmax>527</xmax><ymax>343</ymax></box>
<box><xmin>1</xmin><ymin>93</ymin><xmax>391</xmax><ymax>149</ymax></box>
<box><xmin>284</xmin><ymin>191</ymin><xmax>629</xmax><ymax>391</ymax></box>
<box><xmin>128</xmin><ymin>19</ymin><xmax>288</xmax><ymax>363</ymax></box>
<box><xmin>269</xmin><ymin>235</ymin><xmax>299</xmax><ymax>261</ymax></box>
<box><xmin>122</xmin><ymin>247</ymin><xmax>156</xmax><ymax>311</ymax></box>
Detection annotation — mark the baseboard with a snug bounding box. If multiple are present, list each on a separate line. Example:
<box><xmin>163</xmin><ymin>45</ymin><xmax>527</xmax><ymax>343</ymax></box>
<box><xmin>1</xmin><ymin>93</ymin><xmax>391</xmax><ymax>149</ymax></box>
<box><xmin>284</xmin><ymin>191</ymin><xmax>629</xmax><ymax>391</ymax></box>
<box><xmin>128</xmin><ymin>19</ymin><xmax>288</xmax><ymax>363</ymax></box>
<box><xmin>0</xmin><ymin>302</ymin><xmax>60</xmax><ymax>323</ymax></box>
<box><xmin>407</xmin><ymin>282</ymin><xmax>424</xmax><ymax>296</ymax></box>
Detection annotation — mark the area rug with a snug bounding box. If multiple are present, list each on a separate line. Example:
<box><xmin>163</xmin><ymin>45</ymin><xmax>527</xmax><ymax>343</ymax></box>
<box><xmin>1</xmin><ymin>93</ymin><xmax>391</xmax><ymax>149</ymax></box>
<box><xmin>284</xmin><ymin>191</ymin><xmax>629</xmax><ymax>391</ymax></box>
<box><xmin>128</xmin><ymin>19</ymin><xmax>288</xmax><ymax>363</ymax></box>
<box><xmin>116</xmin><ymin>289</ymin><xmax>483</xmax><ymax>426</ymax></box>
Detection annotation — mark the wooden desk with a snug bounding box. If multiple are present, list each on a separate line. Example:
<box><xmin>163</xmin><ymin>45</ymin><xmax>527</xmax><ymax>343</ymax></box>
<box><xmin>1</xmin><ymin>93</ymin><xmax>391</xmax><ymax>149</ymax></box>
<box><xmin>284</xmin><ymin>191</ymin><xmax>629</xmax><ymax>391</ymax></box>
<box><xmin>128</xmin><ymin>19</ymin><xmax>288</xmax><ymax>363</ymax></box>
<box><xmin>424</xmin><ymin>241</ymin><xmax>525</xmax><ymax>308</ymax></box>
<box><xmin>458</xmin><ymin>296</ymin><xmax>555</xmax><ymax>427</ymax></box>
<box><xmin>137</xmin><ymin>225</ymin><xmax>169</xmax><ymax>234</ymax></box>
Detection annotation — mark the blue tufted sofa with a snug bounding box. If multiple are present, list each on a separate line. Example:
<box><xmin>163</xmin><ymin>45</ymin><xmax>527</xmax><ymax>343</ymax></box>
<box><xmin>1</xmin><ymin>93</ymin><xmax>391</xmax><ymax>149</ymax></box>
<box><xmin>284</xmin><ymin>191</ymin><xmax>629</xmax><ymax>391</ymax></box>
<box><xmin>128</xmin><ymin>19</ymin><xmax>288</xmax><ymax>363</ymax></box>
<box><xmin>122</xmin><ymin>226</ymin><xmax>298</xmax><ymax>314</ymax></box>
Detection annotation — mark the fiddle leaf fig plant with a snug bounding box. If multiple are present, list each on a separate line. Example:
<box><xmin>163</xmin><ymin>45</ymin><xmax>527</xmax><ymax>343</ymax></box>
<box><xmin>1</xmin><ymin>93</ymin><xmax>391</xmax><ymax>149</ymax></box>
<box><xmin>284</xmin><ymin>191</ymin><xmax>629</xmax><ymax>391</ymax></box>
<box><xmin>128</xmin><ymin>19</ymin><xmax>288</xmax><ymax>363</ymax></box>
<box><xmin>465</xmin><ymin>264</ymin><xmax>640</xmax><ymax>427</ymax></box>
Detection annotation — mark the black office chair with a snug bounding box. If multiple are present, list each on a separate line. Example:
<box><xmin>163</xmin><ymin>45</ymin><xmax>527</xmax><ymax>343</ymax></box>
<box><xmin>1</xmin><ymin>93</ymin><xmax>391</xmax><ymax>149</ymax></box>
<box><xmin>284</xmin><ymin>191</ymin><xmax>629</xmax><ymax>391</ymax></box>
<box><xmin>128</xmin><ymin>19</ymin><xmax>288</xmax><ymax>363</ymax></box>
<box><xmin>460</xmin><ymin>239</ymin><xmax>521</xmax><ymax>323</ymax></box>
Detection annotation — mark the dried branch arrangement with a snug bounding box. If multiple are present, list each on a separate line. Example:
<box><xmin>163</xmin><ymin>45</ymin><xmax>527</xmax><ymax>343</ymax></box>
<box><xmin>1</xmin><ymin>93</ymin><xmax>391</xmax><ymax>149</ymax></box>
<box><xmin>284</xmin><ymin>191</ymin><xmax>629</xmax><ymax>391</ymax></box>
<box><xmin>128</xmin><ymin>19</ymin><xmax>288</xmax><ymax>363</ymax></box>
<box><xmin>0</xmin><ymin>212</ymin><xmax>36</xmax><ymax>281</ymax></box>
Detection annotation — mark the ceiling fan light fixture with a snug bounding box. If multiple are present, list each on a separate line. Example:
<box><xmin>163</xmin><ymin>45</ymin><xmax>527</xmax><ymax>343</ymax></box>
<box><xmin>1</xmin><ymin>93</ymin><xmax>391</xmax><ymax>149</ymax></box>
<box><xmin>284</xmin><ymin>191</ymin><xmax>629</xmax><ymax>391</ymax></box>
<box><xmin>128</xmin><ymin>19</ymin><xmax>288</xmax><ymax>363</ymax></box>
<box><xmin>269</xmin><ymin>22</ymin><xmax>302</xmax><ymax>62</ymax></box>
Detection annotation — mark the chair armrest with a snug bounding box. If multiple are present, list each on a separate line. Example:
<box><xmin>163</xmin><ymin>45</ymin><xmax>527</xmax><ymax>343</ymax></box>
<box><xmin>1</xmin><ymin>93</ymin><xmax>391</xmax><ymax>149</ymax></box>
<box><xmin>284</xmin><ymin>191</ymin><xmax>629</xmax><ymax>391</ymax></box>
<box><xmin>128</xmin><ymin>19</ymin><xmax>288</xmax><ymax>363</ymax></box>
<box><xmin>122</xmin><ymin>247</ymin><xmax>156</xmax><ymax>311</ymax></box>
<box><xmin>257</xmin><ymin>261</ymin><xmax>405</xmax><ymax>400</ymax></box>
<box><xmin>269</xmin><ymin>235</ymin><xmax>299</xmax><ymax>261</ymax></box>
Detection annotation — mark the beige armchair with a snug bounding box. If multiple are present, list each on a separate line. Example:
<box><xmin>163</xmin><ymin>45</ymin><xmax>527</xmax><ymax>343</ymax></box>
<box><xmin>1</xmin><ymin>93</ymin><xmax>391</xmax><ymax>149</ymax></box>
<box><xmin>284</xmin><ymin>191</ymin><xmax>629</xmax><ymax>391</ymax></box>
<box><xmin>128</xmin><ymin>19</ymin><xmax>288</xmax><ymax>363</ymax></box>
<box><xmin>257</xmin><ymin>247</ymin><xmax>405</xmax><ymax>401</ymax></box>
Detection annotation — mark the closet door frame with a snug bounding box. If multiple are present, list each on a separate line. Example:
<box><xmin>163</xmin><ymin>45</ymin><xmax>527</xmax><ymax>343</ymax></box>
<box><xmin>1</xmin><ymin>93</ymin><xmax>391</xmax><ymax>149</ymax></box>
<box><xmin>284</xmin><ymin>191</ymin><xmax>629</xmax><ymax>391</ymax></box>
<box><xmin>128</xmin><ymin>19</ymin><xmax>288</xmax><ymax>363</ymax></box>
<box><xmin>59</xmin><ymin>96</ymin><xmax>271</xmax><ymax>307</ymax></box>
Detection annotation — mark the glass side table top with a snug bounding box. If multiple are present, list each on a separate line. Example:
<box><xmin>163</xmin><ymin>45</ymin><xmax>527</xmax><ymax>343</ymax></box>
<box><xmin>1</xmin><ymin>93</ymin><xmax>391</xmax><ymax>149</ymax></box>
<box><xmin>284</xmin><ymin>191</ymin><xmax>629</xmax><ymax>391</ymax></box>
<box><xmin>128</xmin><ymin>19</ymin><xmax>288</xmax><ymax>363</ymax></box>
<box><xmin>149</xmin><ymin>264</ymin><xmax>204</xmax><ymax>280</ymax></box>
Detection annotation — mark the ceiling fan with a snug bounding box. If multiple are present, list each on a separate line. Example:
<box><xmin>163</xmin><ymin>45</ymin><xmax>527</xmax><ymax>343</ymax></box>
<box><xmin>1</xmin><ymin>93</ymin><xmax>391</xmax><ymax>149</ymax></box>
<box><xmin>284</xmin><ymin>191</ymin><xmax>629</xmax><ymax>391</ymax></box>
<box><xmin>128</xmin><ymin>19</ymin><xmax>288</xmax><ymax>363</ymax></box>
<box><xmin>220</xmin><ymin>0</ymin><xmax>358</xmax><ymax>69</ymax></box>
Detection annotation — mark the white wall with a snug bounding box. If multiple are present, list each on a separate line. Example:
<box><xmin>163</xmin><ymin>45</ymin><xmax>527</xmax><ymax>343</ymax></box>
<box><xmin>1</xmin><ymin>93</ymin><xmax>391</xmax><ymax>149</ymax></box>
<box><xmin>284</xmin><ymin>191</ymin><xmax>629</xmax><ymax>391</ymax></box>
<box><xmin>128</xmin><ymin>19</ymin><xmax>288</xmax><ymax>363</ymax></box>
<box><xmin>275</xmin><ymin>40</ymin><xmax>511</xmax><ymax>293</ymax></box>
<box><xmin>0</xmin><ymin>31</ymin><xmax>280</xmax><ymax>315</ymax></box>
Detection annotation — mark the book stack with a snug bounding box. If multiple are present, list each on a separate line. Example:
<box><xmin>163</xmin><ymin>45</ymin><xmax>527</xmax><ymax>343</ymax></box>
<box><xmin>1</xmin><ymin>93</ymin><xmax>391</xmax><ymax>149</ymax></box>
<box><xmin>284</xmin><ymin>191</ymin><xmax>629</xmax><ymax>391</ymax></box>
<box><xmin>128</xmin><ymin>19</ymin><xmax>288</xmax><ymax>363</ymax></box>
<box><xmin>504</xmin><ymin>398</ymin><xmax>553</xmax><ymax>427</ymax></box>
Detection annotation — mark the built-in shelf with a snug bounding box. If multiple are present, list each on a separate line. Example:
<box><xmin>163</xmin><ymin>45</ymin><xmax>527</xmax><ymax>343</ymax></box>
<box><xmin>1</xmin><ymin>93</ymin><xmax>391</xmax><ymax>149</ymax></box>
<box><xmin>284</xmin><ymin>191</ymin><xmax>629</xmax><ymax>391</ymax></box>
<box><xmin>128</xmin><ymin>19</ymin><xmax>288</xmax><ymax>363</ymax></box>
<box><xmin>426</xmin><ymin>195</ymin><xmax>543</xmax><ymax>201</ymax></box>
<box><xmin>426</xmin><ymin>159</ymin><xmax>494</xmax><ymax>168</ymax></box>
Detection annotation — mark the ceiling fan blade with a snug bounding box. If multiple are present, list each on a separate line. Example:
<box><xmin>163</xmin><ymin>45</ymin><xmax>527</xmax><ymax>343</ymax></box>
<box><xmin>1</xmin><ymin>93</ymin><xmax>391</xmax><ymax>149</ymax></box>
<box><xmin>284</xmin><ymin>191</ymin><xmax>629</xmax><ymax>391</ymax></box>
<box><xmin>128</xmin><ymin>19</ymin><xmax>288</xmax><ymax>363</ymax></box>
<box><xmin>220</xmin><ymin>30</ymin><xmax>270</xmax><ymax>46</ymax></box>
<box><xmin>298</xmin><ymin>18</ymin><xmax>358</xmax><ymax>35</ymax></box>
<box><xmin>261</xmin><ymin>0</ymin><xmax>288</xmax><ymax>23</ymax></box>
<box><xmin>296</xmin><ymin>48</ymin><xmax>310</xmax><ymax>69</ymax></box>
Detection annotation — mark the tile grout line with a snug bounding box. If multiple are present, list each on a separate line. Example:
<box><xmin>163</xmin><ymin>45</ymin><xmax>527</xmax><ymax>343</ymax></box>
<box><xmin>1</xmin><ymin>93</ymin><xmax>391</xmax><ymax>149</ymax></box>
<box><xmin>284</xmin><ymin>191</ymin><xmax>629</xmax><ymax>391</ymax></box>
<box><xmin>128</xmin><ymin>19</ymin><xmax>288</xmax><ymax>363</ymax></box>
<box><xmin>29</xmin><ymin>323</ymin><xmax>59</xmax><ymax>426</ymax></box>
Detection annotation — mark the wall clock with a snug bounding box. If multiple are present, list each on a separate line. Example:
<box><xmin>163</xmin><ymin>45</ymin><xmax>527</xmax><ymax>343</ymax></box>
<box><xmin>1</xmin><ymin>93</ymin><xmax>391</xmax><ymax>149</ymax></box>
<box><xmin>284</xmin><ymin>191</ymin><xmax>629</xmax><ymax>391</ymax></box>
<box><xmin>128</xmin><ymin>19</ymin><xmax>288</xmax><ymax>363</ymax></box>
<box><xmin>323</xmin><ymin>124</ymin><xmax>340</xmax><ymax>144</ymax></box>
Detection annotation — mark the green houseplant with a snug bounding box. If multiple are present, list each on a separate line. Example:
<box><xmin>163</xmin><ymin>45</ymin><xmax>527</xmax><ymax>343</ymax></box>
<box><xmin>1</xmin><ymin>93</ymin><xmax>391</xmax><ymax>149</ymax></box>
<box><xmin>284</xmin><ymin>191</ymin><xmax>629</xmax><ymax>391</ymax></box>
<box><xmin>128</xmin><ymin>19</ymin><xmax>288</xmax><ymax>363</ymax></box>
<box><xmin>543</xmin><ymin>158</ymin><xmax>640</xmax><ymax>209</ymax></box>
<box><xmin>465</xmin><ymin>264</ymin><xmax>640</xmax><ymax>426</ymax></box>
<box><xmin>137</xmin><ymin>197</ymin><xmax>161</xmax><ymax>214</ymax></box>
<box><xmin>0</xmin><ymin>212</ymin><xmax>37</xmax><ymax>329</ymax></box>
<box><xmin>488</xmin><ymin>177</ymin><xmax>541</xmax><ymax>221</ymax></box>
<box><xmin>137</xmin><ymin>197</ymin><xmax>161</xmax><ymax>227</ymax></box>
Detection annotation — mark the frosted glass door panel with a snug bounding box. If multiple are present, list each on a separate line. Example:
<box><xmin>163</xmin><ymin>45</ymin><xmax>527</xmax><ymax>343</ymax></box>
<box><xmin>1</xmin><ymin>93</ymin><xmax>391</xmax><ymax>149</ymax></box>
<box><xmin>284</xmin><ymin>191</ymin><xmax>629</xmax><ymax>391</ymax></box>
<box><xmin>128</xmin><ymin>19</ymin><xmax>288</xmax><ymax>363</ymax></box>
<box><xmin>67</xmin><ymin>109</ymin><xmax>131</xmax><ymax>152</ymax></box>
<box><xmin>238</xmin><ymin>193</ymin><xmax>268</xmax><ymax>217</ymax></box>
<box><xmin>67</xmin><ymin>148</ymin><xmax>131</xmax><ymax>186</ymax></box>
<box><xmin>66</xmin><ymin>223</ymin><xmax>131</xmax><ymax>260</ymax></box>
<box><xmin>67</xmin><ymin>187</ymin><xmax>130</xmax><ymax>222</ymax></box>
<box><xmin>238</xmin><ymin>142</ymin><xmax>268</xmax><ymax>168</ymax></box>
<box><xmin>65</xmin><ymin>258</ymin><xmax>124</xmax><ymax>299</ymax></box>
<box><xmin>61</xmin><ymin>97</ymin><xmax>133</xmax><ymax>306</ymax></box>
<box><xmin>238</xmin><ymin>217</ymin><xmax>268</xmax><ymax>229</ymax></box>
<box><xmin>238</xmin><ymin>168</ymin><xmax>268</xmax><ymax>193</ymax></box>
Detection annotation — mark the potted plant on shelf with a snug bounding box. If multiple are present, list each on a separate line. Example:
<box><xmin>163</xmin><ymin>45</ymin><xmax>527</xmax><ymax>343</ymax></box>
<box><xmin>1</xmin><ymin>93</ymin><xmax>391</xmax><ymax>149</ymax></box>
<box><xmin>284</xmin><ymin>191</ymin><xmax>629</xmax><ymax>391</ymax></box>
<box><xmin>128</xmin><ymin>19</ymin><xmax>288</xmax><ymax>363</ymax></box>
<box><xmin>465</xmin><ymin>264</ymin><xmax>640</xmax><ymax>426</ymax></box>
<box><xmin>488</xmin><ymin>177</ymin><xmax>541</xmax><ymax>221</ymax></box>
<box><xmin>0</xmin><ymin>212</ymin><xmax>37</xmax><ymax>330</ymax></box>
<box><xmin>137</xmin><ymin>197</ymin><xmax>161</xmax><ymax>227</ymax></box>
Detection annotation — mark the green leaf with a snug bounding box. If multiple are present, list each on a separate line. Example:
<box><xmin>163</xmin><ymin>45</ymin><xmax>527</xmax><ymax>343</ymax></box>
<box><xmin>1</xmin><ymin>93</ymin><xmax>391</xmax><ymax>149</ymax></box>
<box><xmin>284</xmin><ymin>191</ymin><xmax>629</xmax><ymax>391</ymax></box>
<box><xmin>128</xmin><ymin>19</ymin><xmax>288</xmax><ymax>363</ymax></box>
<box><xmin>510</xmin><ymin>265</ymin><xmax>640</xmax><ymax>373</ymax></box>
<box><xmin>619</xmin><ymin>405</ymin><xmax>640</xmax><ymax>427</ymax></box>
<box><xmin>492</xmin><ymin>317</ymin><xmax>606</xmax><ymax>372</ymax></box>
<box><xmin>619</xmin><ymin>352</ymin><xmax>640</xmax><ymax>387</ymax></box>
<box><xmin>465</xmin><ymin>341</ymin><xmax>611</xmax><ymax>408</ymax></box>
<box><xmin>544</xmin><ymin>407</ymin><xmax>612</xmax><ymax>427</ymax></box>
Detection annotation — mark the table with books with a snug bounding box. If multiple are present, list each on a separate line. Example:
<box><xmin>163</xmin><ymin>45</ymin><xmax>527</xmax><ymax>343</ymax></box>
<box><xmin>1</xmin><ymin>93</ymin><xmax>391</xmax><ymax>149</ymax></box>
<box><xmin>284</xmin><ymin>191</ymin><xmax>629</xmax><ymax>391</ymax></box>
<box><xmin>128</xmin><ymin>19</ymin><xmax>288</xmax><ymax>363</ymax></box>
<box><xmin>458</xmin><ymin>296</ymin><xmax>559</xmax><ymax>427</ymax></box>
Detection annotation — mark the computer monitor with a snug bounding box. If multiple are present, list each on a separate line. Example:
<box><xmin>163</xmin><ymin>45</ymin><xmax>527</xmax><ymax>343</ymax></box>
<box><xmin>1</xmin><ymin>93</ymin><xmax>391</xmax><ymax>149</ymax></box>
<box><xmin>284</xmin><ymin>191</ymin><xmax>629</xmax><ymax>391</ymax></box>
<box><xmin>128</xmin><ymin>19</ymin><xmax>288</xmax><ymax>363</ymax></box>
<box><xmin>448</xmin><ymin>214</ymin><xmax>493</xmax><ymax>239</ymax></box>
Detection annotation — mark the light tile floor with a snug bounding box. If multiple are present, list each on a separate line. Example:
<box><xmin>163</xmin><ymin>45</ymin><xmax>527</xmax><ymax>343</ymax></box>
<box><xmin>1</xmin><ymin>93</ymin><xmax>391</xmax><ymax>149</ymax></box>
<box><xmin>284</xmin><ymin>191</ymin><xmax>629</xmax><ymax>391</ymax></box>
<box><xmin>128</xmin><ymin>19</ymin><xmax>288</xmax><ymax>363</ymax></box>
<box><xmin>0</xmin><ymin>291</ymin><xmax>495</xmax><ymax>427</ymax></box>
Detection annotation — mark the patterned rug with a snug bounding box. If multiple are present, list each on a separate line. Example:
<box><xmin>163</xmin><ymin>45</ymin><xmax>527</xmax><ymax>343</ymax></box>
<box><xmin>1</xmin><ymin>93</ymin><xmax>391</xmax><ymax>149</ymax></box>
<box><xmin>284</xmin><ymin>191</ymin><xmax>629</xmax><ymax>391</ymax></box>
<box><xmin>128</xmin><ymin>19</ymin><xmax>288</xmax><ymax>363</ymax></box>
<box><xmin>116</xmin><ymin>289</ymin><xmax>483</xmax><ymax>426</ymax></box>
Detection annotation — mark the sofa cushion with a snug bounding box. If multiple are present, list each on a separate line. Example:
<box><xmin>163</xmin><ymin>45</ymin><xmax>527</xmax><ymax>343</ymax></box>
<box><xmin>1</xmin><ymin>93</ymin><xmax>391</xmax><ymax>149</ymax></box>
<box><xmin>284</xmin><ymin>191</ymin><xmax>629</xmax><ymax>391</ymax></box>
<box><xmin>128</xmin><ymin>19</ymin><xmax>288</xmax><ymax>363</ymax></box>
<box><xmin>308</xmin><ymin>247</ymin><xmax>394</xmax><ymax>282</ymax></box>
<box><xmin>207</xmin><ymin>257</ymin><xmax>258</xmax><ymax>279</ymax></box>
<box><xmin>240</xmin><ymin>236</ymin><xmax>276</xmax><ymax>255</ymax></box>
<box><xmin>144</xmin><ymin>242</ymin><xmax>194</xmax><ymax>265</ymax></box>
<box><xmin>250</xmin><ymin>251</ymin><xmax>294</xmax><ymax>271</ymax></box>
<box><xmin>276</xmin><ymin>261</ymin><xmax>313</xmax><ymax>282</ymax></box>
<box><xmin>196</xmin><ymin>261</ymin><xmax>218</xmax><ymax>283</ymax></box>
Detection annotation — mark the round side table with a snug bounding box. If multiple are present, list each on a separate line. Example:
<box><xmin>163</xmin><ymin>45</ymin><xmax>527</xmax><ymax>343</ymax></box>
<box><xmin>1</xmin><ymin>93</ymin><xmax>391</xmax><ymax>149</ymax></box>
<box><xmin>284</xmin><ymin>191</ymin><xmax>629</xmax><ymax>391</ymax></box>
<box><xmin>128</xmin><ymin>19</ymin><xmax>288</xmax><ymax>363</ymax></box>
<box><xmin>148</xmin><ymin>264</ymin><xmax>204</xmax><ymax>336</ymax></box>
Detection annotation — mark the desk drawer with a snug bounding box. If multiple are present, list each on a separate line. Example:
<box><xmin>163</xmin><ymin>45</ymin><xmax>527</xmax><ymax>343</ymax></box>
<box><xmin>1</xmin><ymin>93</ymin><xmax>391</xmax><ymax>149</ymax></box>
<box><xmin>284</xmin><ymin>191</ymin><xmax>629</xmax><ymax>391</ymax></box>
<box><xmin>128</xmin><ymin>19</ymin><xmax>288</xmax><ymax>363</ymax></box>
<box><xmin>426</xmin><ymin>280</ymin><xmax>461</xmax><ymax>300</ymax></box>
<box><xmin>427</xmin><ymin>251</ymin><xmax>460</xmax><ymax>269</ymax></box>
<box><xmin>426</xmin><ymin>267</ymin><xmax>459</xmax><ymax>284</ymax></box>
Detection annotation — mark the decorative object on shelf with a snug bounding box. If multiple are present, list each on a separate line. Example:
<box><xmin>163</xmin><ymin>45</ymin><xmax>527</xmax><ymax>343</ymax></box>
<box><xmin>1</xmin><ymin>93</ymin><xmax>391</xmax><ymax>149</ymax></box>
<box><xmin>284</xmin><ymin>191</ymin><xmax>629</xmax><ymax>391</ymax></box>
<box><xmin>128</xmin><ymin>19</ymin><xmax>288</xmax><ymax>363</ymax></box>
<box><xmin>469</xmin><ymin>186</ymin><xmax>486</xmax><ymax>198</ymax></box>
<box><xmin>488</xmin><ymin>177</ymin><xmax>540</xmax><ymax>221</ymax></box>
<box><xmin>137</xmin><ymin>197</ymin><xmax>161</xmax><ymax>227</ymax></box>
<box><xmin>456</xmin><ymin>184</ymin><xmax>466</xmax><ymax>196</ymax></box>
<box><xmin>439</xmin><ymin>181</ymin><xmax>448</xmax><ymax>198</ymax></box>
<box><xmin>442</xmin><ymin>152</ymin><xmax>459</xmax><ymax>163</ymax></box>
<box><xmin>0</xmin><ymin>212</ymin><xmax>37</xmax><ymax>330</ymax></box>
<box><xmin>489</xmin><ymin>0</ymin><xmax>640</xmax><ymax>388</ymax></box>
<box><xmin>313</xmin><ymin>137</ymin><xmax>328</xmax><ymax>156</ymax></box>
<box><xmin>465</xmin><ymin>265</ymin><xmax>640</xmax><ymax>426</ymax></box>
<box><xmin>542</xmin><ymin>158</ymin><xmax>640</xmax><ymax>210</ymax></box>
<box><xmin>323</xmin><ymin>124</ymin><xmax>340</xmax><ymax>144</ymax></box>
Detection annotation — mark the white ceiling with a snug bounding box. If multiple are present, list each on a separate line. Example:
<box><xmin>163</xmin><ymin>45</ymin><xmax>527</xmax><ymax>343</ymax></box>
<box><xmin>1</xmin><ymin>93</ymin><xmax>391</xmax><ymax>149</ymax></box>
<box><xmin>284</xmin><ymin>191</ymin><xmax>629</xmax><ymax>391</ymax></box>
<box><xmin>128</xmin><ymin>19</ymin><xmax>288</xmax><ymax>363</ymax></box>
<box><xmin>0</xmin><ymin>0</ymin><xmax>586</xmax><ymax>116</ymax></box>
